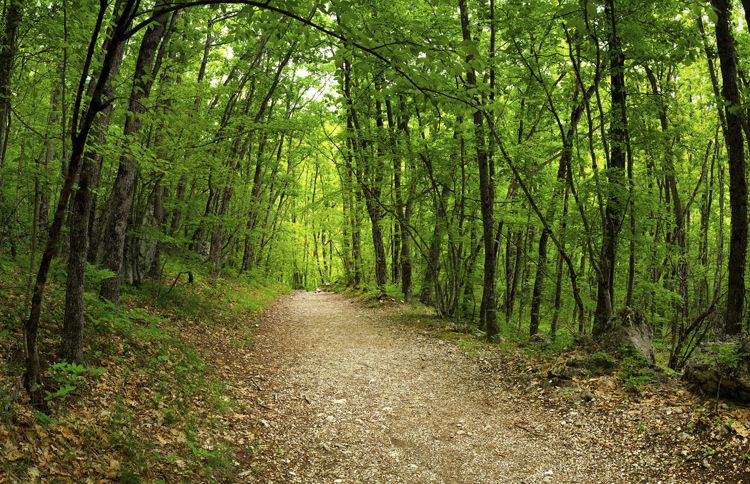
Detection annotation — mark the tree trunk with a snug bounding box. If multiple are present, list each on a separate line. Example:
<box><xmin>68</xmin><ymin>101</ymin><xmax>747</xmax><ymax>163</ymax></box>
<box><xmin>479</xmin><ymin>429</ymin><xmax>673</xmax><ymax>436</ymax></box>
<box><xmin>594</xmin><ymin>0</ymin><xmax>628</xmax><ymax>336</ymax></box>
<box><xmin>25</xmin><ymin>0</ymin><xmax>132</xmax><ymax>407</ymax></box>
<box><xmin>711</xmin><ymin>0</ymin><xmax>747</xmax><ymax>335</ymax></box>
<box><xmin>38</xmin><ymin>84</ymin><xmax>61</xmax><ymax>235</ymax></box>
<box><xmin>550</xmin><ymin>186</ymin><xmax>569</xmax><ymax>341</ymax></box>
<box><xmin>420</xmin><ymin>187</ymin><xmax>447</xmax><ymax>305</ymax></box>
<box><xmin>529</xmin><ymin>228</ymin><xmax>548</xmax><ymax>336</ymax></box>
<box><xmin>368</xmin><ymin>92</ymin><xmax>389</xmax><ymax>293</ymax></box>
<box><xmin>458</xmin><ymin>0</ymin><xmax>498</xmax><ymax>338</ymax></box>
<box><xmin>0</xmin><ymin>0</ymin><xmax>21</xmax><ymax>179</ymax></box>
<box><xmin>62</xmin><ymin>2</ymin><xmax>127</xmax><ymax>362</ymax></box>
<box><xmin>99</xmin><ymin>10</ymin><xmax>169</xmax><ymax>304</ymax></box>
<box><xmin>530</xmin><ymin>85</ymin><xmax>588</xmax><ymax>335</ymax></box>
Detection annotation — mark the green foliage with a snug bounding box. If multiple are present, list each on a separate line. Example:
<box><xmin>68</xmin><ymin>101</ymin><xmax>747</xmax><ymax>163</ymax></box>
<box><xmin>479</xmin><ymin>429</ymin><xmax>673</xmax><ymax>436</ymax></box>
<box><xmin>185</xmin><ymin>418</ymin><xmax>234</xmax><ymax>476</ymax></box>
<box><xmin>619</xmin><ymin>343</ymin><xmax>651</xmax><ymax>367</ymax></box>
<box><xmin>33</xmin><ymin>410</ymin><xmax>60</xmax><ymax>428</ymax></box>
<box><xmin>590</xmin><ymin>351</ymin><xmax>617</xmax><ymax>371</ymax></box>
<box><xmin>662</xmin><ymin>366</ymin><xmax>677</xmax><ymax>377</ymax></box>
<box><xmin>84</xmin><ymin>264</ymin><xmax>116</xmax><ymax>288</ymax></box>
<box><xmin>616</xmin><ymin>343</ymin><xmax>659</xmax><ymax>390</ymax></box>
<box><xmin>704</xmin><ymin>342</ymin><xmax>749</xmax><ymax>371</ymax></box>
<box><xmin>44</xmin><ymin>360</ymin><xmax>106</xmax><ymax>402</ymax></box>
<box><xmin>2</xmin><ymin>0</ymin><xmax>750</xmax><ymax>477</ymax></box>
<box><xmin>110</xmin><ymin>398</ymin><xmax>153</xmax><ymax>478</ymax></box>
<box><xmin>622</xmin><ymin>370</ymin><xmax>656</xmax><ymax>390</ymax></box>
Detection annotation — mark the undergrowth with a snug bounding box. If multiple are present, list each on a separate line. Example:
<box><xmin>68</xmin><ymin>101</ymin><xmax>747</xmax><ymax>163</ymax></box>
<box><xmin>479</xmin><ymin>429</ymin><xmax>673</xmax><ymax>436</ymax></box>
<box><xmin>392</xmin><ymin>291</ymin><xmax>675</xmax><ymax>396</ymax></box>
<box><xmin>0</xmin><ymin>256</ymin><xmax>287</xmax><ymax>481</ymax></box>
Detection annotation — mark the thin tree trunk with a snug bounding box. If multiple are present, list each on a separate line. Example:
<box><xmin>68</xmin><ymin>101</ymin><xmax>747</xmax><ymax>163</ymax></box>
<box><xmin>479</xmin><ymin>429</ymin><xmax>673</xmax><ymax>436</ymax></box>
<box><xmin>420</xmin><ymin>187</ymin><xmax>448</xmax><ymax>305</ymax></box>
<box><xmin>550</xmin><ymin>186</ymin><xmax>569</xmax><ymax>340</ymax></box>
<box><xmin>594</xmin><ymin>0</ymin><xmax>628</xmax><ymax>336</ymax></box>
<box><xmin>530</xmin><ymin>85</ymin><xmax>588</xmax><ymax>335</ymax></box>
<box><xmin>459</xmin><ymin>0</ymin><xmax>498</xmax><ymax>338</ymax></box>
<box><xmin>0</xmin><ymin>0</ymin><xmax>21</xmax><ymax>180</ymax></box>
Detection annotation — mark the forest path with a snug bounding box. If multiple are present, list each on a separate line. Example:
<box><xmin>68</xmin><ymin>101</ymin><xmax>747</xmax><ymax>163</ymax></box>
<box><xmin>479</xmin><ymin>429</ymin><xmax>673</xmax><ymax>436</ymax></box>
<box><xmin>246</xmin><ymin>291</ymin><xmax>664</xmax><ymax>483</ymax></box>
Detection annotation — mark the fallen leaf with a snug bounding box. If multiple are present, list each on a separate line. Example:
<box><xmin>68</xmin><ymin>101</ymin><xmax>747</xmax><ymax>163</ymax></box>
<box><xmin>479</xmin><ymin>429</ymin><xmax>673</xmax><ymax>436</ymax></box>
<box><xmin>730</xmin><ymin>420</ymin><xmax>749</xmax><ymax>438</ymax></box>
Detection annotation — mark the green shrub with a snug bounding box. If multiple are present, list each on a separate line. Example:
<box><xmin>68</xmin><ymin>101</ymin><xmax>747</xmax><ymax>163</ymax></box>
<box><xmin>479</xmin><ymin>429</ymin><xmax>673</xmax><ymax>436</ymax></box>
<box><xmin>44</xmin><ymin>360</ymin><xmax>106</xmax><ymax>402</ymax></box>
<box><xmin>590</xmin><ymin>351</ymin><xmax>617</xmax><ymax>370</ymax></box>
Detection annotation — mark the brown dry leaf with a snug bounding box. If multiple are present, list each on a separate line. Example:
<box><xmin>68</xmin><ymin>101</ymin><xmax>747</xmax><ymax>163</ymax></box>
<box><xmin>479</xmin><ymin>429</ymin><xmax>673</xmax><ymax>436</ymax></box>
<box><xmin>4</xmin><ymin>441</ymin><xmax>23</xmax><ymax>462</ymax></box>
<box><xmin>730</xmin><ymin>420</ymin><xmax>749</xmax><ymax>438</ymax></box>
<box><xmin>26</xmin><ymin>467</ymin><xmax>40</xmax><ymax>480</ymax></box>
<box><xmin>106</xmin><ymin>458</ymin><xmax>120</xmax><ymax>479</ymax></box>
<box><xmin>60</xmin><ymin>426</ymin><xmax>76</xmax><ymax>442</ymax></box>
<box><xmin>171</xmin><ymin>428</ymin><xmax>187</xmax><ymax>443</ymax></box>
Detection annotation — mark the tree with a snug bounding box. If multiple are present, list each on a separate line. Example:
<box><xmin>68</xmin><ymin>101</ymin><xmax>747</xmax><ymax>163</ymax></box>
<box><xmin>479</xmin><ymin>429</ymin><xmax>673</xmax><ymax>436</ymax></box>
<box><xmin>710</xmin><ymin>0</ymin><xmax>747</xmax><ymax>336</ymax></box>
<box><xmin>98</xmin><ymin>8</ymin><xmax>172</xmax><ymax>304</ymax></box>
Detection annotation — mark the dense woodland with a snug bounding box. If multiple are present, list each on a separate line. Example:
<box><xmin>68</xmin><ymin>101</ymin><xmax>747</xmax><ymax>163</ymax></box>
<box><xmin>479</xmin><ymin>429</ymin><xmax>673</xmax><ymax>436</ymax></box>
<box><xmin>1</xmin><ymin>0</ymin><xmax>750</xmax><ymax>411</ymax></box>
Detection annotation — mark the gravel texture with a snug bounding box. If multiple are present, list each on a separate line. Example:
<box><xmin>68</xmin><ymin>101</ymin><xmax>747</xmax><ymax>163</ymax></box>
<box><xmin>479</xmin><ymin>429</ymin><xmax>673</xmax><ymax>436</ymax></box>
<box><xmin>243</xmin><ymin>291</ymin><xmax>741</xmax><ymax>483</ymax></box>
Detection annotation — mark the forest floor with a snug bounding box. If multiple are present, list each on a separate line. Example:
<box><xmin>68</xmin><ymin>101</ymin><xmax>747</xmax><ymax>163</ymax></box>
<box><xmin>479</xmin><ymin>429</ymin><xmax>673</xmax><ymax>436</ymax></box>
<box><xmin>240</xmin><ymin>291</ymin><xmax>750</xmax><ymax>483</ymax></box>
<box><xmin>2</xmin><ymin>284</ymin><xmax>750</xmax><ymax>482</ymax></box>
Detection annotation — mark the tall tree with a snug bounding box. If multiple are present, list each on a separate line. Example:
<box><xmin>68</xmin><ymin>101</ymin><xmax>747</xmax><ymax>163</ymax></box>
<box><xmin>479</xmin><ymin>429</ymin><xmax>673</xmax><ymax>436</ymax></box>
<box><xmin>710</xmin><ymin>0</ymin><xmax>747</xmax><ymax>335</ymax></box>
<box><xmin>99</xmin><ymin>9</ymin><xmax>171</xmax><ymax>304</ymax></box>
<box><xmin>0</xmin><ymin>0</ymin><xmax>21</xmax><ymax>179</ymax></box>
<box><xmin>594</xmin><ymin>0</ymin><xmax>629</xmax><ymax>336</ymax></box>
<box><xmin>458</xmin><ymin>0</ymin><xmax>499</xmax><ymax>338</ymax></box>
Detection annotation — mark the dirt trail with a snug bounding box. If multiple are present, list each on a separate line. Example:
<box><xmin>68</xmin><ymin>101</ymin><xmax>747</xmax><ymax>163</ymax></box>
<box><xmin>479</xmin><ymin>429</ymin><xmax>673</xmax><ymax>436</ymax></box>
<box><xmin>246</xmin><ymin>292</ymin><xmax>680</xmax><ymax>483</ymax></box>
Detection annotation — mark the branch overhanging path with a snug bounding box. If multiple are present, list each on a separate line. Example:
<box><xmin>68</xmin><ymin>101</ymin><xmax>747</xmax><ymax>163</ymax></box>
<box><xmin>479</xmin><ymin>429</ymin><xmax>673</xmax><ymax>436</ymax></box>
<box><xmin>126</xmin><ymin>0</ymin><xmax>586</xmax><ymax>309</ymax></box>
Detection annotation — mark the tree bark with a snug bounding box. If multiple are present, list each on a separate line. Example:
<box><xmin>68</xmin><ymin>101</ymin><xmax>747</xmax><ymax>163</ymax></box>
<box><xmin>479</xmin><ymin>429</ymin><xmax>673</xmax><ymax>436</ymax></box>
<box><xmin>99</xmin><ymin>9</ymin><xmax>170</xmax><ymax>304</ymax></box>
<box><xmin>25</xmin><ymin>0</ymin><xmax>133</xmax><ymax>407</ymax></box>
<box><xmin>710</xmin><ymin>0</ymin><xmax>747</xmax><ymax>335</ymax></box>
<box><xmin>458</xmin><ymin>0</ymin><xmax>498</xmax><ymax>338</ymax></box>
<box><xmin>61</xmin><ymin>0</ymin><xmax>127</xmax><ymax>363</ymax></box>
<box><xmin>593</xmin><ymin>0</ymin><xmax>628</xmax><ymax>336</ymax></box>
<box><xmin>0</xmin><ymin>0</ymin><xmax>21</xmax><ymax>179</ymax></box>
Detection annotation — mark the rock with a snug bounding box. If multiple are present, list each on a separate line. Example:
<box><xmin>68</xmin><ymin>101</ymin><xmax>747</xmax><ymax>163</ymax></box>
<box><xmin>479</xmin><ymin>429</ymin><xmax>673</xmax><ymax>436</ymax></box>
<box><xmin>564</xmin><ymin>353</ymin><xmax>615</xmax><ymax>374</ymax></box>
<box><xmin>683</xmin><ymin>337</ymin><xmax>750</xmax><ymax>403</ymax></box>
<box><xmin>565</xmin><ymin>355</ymin><xmax>589</xmax><ymax>368</ymax></box>
<box><xmin>548</xmin><ymin>365</ymin><xmax>584</xmax><ymax>380</ymax></box>
<box><xmin>529</xmin><ymin>333</ymin><xmax>551</xmax><ymax>346</ymax></box>
<box><xmin>548</xmin><ymin>353</ymin><xmax>616</xmax><ymax>386</ymax></box>
<box><xmin>547</xmin><ymin>364</ymin><xmax>585</xmax><ymax>386</ymax></box>
<box><xmin>555</xmin><ymin>386</ymin><xmax>594</xmax><ymax>403</ymax></box>
<box><xmin>600</xmin><ymin>307</ymin><xmax>655</xmax><ymax>365</ymax></box>
<box><xmin>576</xmin><ymin>388</ymin><xmax>594</xmax><ymax>402</ymax></box>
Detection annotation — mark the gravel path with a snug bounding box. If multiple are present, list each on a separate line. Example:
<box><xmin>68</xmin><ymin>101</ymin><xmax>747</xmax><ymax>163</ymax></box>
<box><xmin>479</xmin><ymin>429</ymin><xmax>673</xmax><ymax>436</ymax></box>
<box><xmin>246</xmin><ymin>291</ymin><xmax>680</xmax><ymax>483</ymax></box>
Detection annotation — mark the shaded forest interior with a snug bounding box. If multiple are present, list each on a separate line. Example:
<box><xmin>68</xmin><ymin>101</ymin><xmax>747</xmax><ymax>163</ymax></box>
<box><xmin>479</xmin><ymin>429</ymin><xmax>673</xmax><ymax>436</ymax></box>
<box><xmin>2</xmin><ymin>0</ymin><xmax>750</xmax><ymax>443</ymax></box>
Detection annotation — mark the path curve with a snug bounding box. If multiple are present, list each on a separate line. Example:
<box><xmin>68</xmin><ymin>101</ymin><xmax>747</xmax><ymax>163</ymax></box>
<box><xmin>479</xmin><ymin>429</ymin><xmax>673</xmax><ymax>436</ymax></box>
<box><xmin>247</xmin><ymin>291</ymin><xmax>669</xmax><ymax>483</ymax></box>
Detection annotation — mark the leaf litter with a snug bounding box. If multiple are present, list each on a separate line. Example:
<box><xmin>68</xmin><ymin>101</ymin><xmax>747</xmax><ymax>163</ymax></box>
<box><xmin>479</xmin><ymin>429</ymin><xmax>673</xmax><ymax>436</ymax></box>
<box><xmin>1</xmin><ymin>288</ymin><xmax>749</xmax><ymax>482</ymax></box>
<box><xmin>242</xmin><ymin>291</ymin><xmax>750</xmax><ymax>483</ymax></box>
